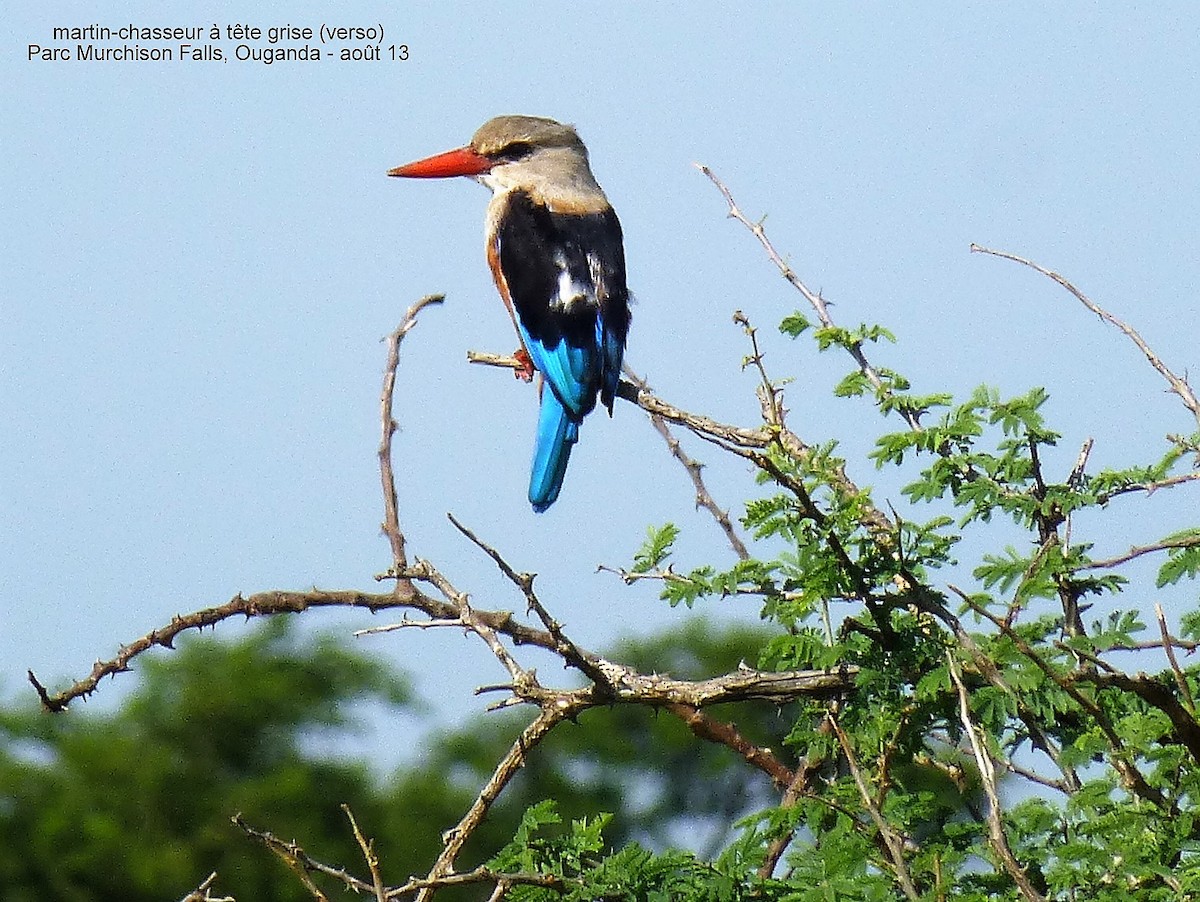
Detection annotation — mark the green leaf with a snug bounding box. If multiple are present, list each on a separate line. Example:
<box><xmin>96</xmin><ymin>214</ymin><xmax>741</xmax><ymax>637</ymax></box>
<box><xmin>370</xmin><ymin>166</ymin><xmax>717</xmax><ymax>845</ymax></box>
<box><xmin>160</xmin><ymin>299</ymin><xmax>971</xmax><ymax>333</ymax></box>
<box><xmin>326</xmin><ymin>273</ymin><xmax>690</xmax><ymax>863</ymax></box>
<box><xmin>779</xmin><ymin>311</ymin><xmax>812</xmax><ymax>337</ymax></box>
<box><xmin>632</xmin><ymin>523</ymin><xmax>680</xmax><ymax>574</ymax></box>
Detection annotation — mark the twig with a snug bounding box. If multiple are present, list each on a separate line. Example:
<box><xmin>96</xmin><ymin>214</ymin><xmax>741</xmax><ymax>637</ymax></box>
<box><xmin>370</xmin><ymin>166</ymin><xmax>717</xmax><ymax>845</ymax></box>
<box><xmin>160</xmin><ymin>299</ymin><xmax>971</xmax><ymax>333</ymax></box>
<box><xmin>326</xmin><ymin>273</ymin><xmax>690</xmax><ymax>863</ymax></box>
<box><xmin>1107</xmin><ymin>637</ymin><xmax>1200</xmax><ymax>653</ymax></box>
<box><xmin>1081</xmin><ymin>533</ymin><xmax>1200</xmax><ymax>570</ymax></box>
<box><xmin>1067</xmin><ymin>437</ymin><xmax>1094</xmax><ymax>487</ymax></box>
<box><xmin>179</xmin><ymin>872</ymin><xmax>235</xmax><ymax>902</ymax></box>
<box><xmin>466</xmin><ymin>349</ymin><xmax>524</xmax><ymax>370</ymax></box>
<box><xmin>415</xmin><ymin>705</ymin><xmax>578</xmax><ymax>902</ymax></box>
<box><xmin>734</xmin><ymin>310</ymin><xmax>784</xmax><ymax>430</ymax></box>
<box><xmin>970</xmin><ymin>245</ymin><xmax>1200</xmax><ymax>429</ymax></box>
<box><xmin>697</xmin><ymin>163</ymin><xmax>922</xmax><ymax>433</ymax></box>
<box><xmin>234</xmin><ymin>814</ymin><xmax>370</xmax><ymax>898</ymax></box>
<box><xmin>29</xmin><ymin>588</ymin><xmax>421</xmax><ymax>711</ymax></box>
<box><xmin>949</xmin><ymin>656</ymin><xmax>1047</xmax><ymax>902</ymax></box>
<box><xmin>470</xmin><ymin>349</ymin><xmax>771</xmax><ymax>451</ymax></box>
<box><xmin>1157</xmin><ymin>602</ymin><xmax>1195</xmax><ymax>713</ymax></box>
<box><xmin>343</xmin><ymin>805</ymin><xmax>386</xmax><ymax>902</ymax></box>
<box><xmin>826</xmin><ymin>711</ymin><xmax>921</xmax><ymax>901</ymax></box>
<box><xmin>407</xmin><ymin>556</ymin><xmax>529</xmax><ymax>685</ymax></box>
<box><xmin>380</xmin><ymin>294</ymin><xmax>445</xmax><ymax>573</ymax></box>
<box><xmin>386</xmin><ymin>866</ymin><xmax>569</xmax><ymax>900</ymax></box>
<box><xmin>1102</xmin><ymin>471</ymin><xmax>1200</xmax><ymax>501</ymax></box>
<box><xmin>623</xmin><ymin>365</ymin><xmax>750</xmax><ymax>560</ymax></box>
<box><xmin>446</xmin><ymin>513</ymin><xmax>617</xmax><ymax>691</ymax></box>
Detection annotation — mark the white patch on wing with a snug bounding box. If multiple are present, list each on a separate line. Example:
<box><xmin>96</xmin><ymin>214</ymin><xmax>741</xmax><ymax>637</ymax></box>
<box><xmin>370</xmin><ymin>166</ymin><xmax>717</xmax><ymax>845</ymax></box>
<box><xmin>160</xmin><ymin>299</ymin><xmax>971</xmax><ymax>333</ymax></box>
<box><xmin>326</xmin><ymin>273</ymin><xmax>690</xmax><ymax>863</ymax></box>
<box><xmin>552</xmin><ymin>249</ymin><xmax>590</xmax><ymax>311</ymax></box>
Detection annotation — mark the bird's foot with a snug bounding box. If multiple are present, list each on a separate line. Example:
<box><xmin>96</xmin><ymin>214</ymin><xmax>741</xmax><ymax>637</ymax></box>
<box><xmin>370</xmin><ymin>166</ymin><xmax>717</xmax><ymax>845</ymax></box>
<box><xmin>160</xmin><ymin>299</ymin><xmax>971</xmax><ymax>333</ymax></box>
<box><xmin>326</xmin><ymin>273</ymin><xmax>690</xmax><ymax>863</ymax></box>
<box><xmin>513</xmin><ymin>348</ymin><xmax>535</xmax><ymax>383</ymax></box>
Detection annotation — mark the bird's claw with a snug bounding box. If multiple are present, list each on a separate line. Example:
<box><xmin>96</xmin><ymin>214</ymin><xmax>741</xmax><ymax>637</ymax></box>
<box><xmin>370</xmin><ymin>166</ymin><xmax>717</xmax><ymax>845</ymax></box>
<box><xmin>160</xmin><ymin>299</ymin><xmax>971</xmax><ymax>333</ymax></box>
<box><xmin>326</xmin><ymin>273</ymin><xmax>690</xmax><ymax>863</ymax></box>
<box><xmin>513</xmin><ymin>348</ymin><xmax>535</xmax><ymax>383</ymax></box>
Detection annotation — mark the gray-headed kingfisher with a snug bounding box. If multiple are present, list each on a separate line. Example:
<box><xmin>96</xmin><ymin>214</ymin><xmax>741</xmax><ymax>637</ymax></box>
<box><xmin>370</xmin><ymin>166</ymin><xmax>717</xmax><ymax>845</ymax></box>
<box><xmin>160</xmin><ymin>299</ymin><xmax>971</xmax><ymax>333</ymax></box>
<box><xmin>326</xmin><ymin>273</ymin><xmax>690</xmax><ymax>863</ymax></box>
<box><xmin>389</xmin><ymin>115</ymin><xmax>632</xmax><ymax>512</ymax></box>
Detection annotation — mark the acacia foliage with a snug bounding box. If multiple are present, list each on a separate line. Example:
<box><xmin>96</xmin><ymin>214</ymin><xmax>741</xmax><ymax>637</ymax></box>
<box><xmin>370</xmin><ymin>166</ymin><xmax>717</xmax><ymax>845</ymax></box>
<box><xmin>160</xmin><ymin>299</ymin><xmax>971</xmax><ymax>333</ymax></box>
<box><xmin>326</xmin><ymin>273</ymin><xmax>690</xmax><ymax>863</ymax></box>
<box><xmin>486</xmin><ymin>301</ymin><xmax>1200</xmax><ymax>900</ymax></box>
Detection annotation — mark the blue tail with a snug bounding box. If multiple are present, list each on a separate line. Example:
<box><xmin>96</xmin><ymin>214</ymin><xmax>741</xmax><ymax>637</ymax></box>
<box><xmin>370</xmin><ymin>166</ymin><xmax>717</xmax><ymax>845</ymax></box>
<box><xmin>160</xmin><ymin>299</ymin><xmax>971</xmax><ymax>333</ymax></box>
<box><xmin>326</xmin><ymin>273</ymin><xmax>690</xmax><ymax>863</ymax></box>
<box><xmin>529</xmin><ymin>389</ymin><xmax>580</xmax><ymax>512</ymax></box>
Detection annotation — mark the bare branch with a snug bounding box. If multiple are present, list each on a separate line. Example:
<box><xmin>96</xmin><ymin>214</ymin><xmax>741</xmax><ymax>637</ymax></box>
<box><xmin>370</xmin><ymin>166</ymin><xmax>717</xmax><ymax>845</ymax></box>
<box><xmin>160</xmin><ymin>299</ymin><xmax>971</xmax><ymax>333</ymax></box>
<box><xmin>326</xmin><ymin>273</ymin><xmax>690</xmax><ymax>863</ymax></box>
<box><xmin>623</xmin><ymin>365</ymin><xmax>750</xmax><ymax>560</ymax></box>
<box><xmin>733</xmin><ymin>310</ymin><xmax>784</xmax><ymax>431</ymax></box>
<box><xmin>29</xmin><ymin>589</ymin><xmax>425</xmax><ymax>711</ymax></box>
<box><xmin>386</xmin><ymin>866</ymin><xmax>569</xmax><ymax>900</ymax></box>
<box><xmin>179</xmin><ymin>872</ymin><xmax>235</xmax><ymax>902</ymax></box>
<box><xmin>970</xmin><ymin>245</ymin><xmax>1200</xmax><ymax>429</ymax></box>
<box><xmin>405</xmin><ymin>556</ymin><xmax>530</xmax><ymax>685</ymax></box>
<box><xmin>343</xmin><ymin>805</ymin><xmax>387</xmax><ymax>902</ymax></box>
<box><xmin>471</xmin><ymin>348</ymin><xmax>775</xmax><ymax>453</ymax></box>
<box><xmin>1068</xmin><ymin>437</ymin><xmax>1094</xmax><ymax>487</ymax></box>
<box><xmin>415</xmin><ymin>705</ymin><xmax>578</xmax><ymax>901</ymax></box>
<box><xmin>234</xmin><ymin>814</ymin><xmax>370</xmax><ymax>898</ymax></box>
<box><xmin>31</xmin><ymin>578</ymin><xmax>851</xmax><ymax>714</ymax></box>
<box><xmin>949</xmin><ymin>656</ymin><xmax>1047</xmax><ymax>902</ymax></box>
<box><xmin>1157</xmin><ymin>602</ymin><xmax>1195</xmax><ymax>714</ymax></box>
<box><xmin>1081</xmin><ymin>533</ymin><xmax>1200</xmax><ymax>570</ymax></box>
<box><xmin>664</xmin><ymin>701</ymin><xmax>793</xmax><ymax>787</ymax></box>
<box><xmin>380</xmin><ymin>294</ymin><xmax>445</xmax><ymax>573</ymax></box>
<box><xmin>697</xmin><ymin>163</ymin><xmax>922</xmax><ymax>432</ymax></box>
<box><xmin>445</xmin><ymin>512</ymin><xmax>609</xmax><ymax>688</ymax></box>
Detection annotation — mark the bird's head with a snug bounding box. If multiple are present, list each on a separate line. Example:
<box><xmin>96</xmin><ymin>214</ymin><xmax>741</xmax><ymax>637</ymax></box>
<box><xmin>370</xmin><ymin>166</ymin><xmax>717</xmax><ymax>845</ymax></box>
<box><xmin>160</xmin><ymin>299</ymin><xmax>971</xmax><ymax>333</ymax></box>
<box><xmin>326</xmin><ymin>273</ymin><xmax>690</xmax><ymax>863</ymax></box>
<box><xmin>389</xmin><ymin>115</ymin><xmax>603</xmax><ymax>206</ymax></box>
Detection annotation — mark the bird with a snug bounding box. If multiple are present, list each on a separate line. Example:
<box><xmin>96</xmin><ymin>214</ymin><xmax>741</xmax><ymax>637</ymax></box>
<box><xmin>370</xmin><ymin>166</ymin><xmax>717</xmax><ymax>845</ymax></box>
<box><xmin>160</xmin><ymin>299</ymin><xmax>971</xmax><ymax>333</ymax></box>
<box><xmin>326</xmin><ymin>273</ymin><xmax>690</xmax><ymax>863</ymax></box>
<box><xmin>388</xmin><ymin>115</ymin><xmax>631</xmax><ymax>512</ymax></box>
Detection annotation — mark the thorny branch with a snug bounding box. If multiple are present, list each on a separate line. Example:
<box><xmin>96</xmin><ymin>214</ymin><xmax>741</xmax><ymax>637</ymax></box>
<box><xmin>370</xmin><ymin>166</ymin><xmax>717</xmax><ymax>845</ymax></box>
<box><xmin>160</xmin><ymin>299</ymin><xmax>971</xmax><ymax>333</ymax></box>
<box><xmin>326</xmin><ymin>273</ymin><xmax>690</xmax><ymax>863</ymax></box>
<box><xmin>623</xmin><ymin>364</ymin><xmax>750</xmax><ymax>560</ymax></box>
<box><xmin>380</xmin><ymin>293</ymin><xmax>445</xmax><ymax>573</ymax></box>
<box><xmin>698</xmin><ymin>163</ymin><xmax>923</xmax><ymax>433</ymax></box>
<box><xmin>179</xmin><ymin>873</ymin><xmax>234</xmax><ymax>902</ymax></box>
<box><xmin>34</xmin><ymin>295</ymin><xmax>855</xmax><ymax>899</ymax></box>
<box><xmin>971</xmin><ymin>244</ymin><xmax>1200</xmax><ymax>430</ymax></box>
<box><xmin>414</xmin><ymin>706</ymin><xmax>575</xmax><ymax>902</ymax></box>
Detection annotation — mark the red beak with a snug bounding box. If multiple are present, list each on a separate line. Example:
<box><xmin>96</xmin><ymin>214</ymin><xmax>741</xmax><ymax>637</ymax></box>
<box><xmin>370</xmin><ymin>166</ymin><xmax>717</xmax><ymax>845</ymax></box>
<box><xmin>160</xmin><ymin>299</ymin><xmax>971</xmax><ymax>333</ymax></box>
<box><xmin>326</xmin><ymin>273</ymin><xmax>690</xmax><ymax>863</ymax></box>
<box><xmin>387</xmin><ymin>146</ymin><xmax>493</xmax><ymax>179</ymax></box>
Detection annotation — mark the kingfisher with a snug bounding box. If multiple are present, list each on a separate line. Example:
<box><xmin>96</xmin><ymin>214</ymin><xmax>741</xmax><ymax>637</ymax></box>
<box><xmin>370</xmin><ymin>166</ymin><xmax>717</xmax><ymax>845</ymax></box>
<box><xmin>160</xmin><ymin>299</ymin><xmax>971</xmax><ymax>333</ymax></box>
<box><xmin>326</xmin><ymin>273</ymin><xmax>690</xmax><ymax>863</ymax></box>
<box><xmin>388</xmin><ymin>115</ymin><xmax>631</xmax><ymax>512</ymax></box>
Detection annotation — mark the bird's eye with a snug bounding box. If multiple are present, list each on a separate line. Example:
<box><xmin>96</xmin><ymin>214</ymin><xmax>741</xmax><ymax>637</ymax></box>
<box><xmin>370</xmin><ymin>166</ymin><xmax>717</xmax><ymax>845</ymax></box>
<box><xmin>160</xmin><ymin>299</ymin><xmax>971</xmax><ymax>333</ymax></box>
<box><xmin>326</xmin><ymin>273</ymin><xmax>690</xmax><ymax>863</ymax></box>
<box><xmin>495</xmin><ymin>141</ymin><xmax>534</xmax><ymax>162</ymax></box>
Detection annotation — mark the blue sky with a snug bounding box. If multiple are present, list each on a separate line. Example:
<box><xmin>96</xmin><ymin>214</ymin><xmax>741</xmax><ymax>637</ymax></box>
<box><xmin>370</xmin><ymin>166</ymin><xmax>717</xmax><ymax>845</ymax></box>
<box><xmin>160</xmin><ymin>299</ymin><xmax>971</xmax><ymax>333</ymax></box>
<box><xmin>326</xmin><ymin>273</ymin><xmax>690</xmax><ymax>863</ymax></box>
<box><xmin>3</xmin><ymin>3</ymin><xmax>1197</xmax><ymax>755</ymax></box>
